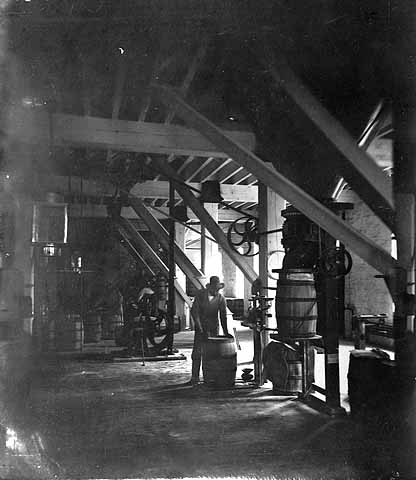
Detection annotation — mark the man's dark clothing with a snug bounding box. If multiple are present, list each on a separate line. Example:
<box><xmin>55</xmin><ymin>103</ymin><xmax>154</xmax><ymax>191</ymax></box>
<box><xmin>190</xmin><ymin>287</ymin><xmax>228</xmax><ymax>381</ymax></box>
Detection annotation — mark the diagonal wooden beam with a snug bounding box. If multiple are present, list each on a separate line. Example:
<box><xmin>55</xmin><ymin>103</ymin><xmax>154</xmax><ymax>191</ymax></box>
<box><xmin>106</xmin><ymin>52</ymin><xmax>128</xmax><ymax>167</ymax></box>
<box><xmin>187</xmin><ymin>157</ymin><xmax>214</xmax><ymax>182</ymax></box>
<box><xmin>260</xmin><ymin>50</ymin><xmax>394</xmax><ymax>230</ymax></box>
<box><xmin>177</xmin><ymin>156</ymin><xmax>196</xmax><ymax>174</ymax></box>
<box><xmin>152</xmin><ymin>83</ymin><xmax>398</xmax><ymax>276</ymax></box>
<box><xmin>127</xmin><ymin>196</ymin><xmax>206</xmax><ymax>291</ymax></box>
<box><xmin>164</xmin><ymin>38</ymin><xmax>209</xmax><ymax>124</ymax></box>
<box><xmin>332</xmin><ymin>100</ymin><xmax>392</xmax><ymax>199</ymax></box>
<box><xmin>116</xmin><ymin>219</ymin><xmax>192</xmax><ymax>307</ymax></box>
<box><xmin>151</xmin><ymin>156</ymin><xmax>258</xmax><ymax>283</ymax></box>
<box><xmin>220</xmin><ymin>166</ymin><xmax>244</xmax><ymax>183</ymax></box>
<box><xmin>146</xmin><ymin>38</ymin><xmax>209</xmax><ymax>178</ymax></box>
<box><xmin>199</xmin><ymin>158</ymin><xmax>233</xmax><ymax>183</ymax></box>
<box><xmin>115</xmin><ymin>226</ymin><xmax>156</xmax><ymax>276</ymax></box>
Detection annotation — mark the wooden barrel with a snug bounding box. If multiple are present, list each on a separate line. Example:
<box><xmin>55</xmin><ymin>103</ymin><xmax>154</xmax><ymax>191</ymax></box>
<box><xmin>56</xmin><ymin>314</ymin><xmax>83</xmax><ymax>351</ymax></box>
<box><xmin>262</xmin><ymin>341</ymin><xmax>315</xmax><ymax>395</ymax></box>
<box><xmin>101</xmin><ymin>314</ymin><xmax>123</xmax><ymax>340</ymax></box>
<box><xmin>347</xmin><ymin>349</ymin><xmax>389</xmax><ymax>416</ymax></box>
<box><xmin>202</xmin><ymin>336</ymin><xmax>237</xmax><ymax>389</ymax></box>
<box><xmin>83</xmin><ymin>314</ymin><xmax>102</xmax><ymax>343</ymax></box>
<box><xmin>276</xmin><ymin>270</ymin><xmax>317</xmax><ymax>338</ymax></box>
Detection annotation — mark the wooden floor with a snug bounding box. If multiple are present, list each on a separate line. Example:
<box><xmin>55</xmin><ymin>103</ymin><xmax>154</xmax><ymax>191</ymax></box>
<box><xmin>0</xmin><ymin>328</ymin><xmax>413</xmax><ymax>479</ymax></box>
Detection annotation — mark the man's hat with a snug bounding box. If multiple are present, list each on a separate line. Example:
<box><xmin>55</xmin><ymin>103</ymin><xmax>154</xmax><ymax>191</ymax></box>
<box><xmin>207</xmin><ymin>275</ymin><xmax>224</xmax><ymax>289</ymax></box>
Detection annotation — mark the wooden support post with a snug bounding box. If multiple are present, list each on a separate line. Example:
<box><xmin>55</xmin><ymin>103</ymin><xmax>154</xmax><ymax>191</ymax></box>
<box><xmin>257</xmin><ymin>185</ymin><xmax>285</xmax><ymax>385</ymax></box>
<box><xmin>167</xmin><ymin>181</ymin><xmax>175</xmax><ymax>352</ymax></box>
<box><xmin>316</xmin><ymin>231</ymin><xmax>342</xmax><ymax>411</ymax></box>
<box><xmin>222</xmin><ymin>250</ymin><xmax>237</xmax><ymax>298</ymax></box>
<box><xmin>392</xmin><ymin>99</ymin><xmax>416</xmax><ymax>376</ymax></box>
<box><xmin>174</xmin><ymin>223</ymin><xmax>187</xmax><ymax>326</ymax></box>
<box><xmin>201</xmin><ymin>202</ymin><xmax>221</xmax><ymax>281</ymax></box>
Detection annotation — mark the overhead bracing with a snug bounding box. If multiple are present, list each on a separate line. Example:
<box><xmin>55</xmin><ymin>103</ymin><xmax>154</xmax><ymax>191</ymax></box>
<box><xmin>115</xmin><ymin>217</ymin><xmax>192</xmax><ymax>307</ymax></box>
<box><xmin>150</xmin><ymin>155</ymin><xmax>258</xmax><ymax>284</ymax></box>
<box><xmin>259</xmin><ymin>50</ymin><xmax>394</xmax><ymax>231</ymax></box>
<box><xmin>152</xmin><ymin>83</ymin><xmax>398</xmax><ymax>277</ymax></box>
<box><xmin>128</xmin><ymin>196</ymin><xmax>206</xmax><ymax>292</ymax></box>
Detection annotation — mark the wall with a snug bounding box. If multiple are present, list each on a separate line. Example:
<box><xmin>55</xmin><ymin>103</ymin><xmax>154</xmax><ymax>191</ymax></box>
<box><xmin>339</xmin><ymin>190</ymin><xmax>393</xmax><ymax>323</ymax></box>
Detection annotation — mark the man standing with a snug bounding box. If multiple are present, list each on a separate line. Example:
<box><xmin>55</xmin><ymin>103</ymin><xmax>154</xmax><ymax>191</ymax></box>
<box><xmin>189</xmin><ymin>276</ymin><xmax>229</xmax><ymax>385</ymax></box>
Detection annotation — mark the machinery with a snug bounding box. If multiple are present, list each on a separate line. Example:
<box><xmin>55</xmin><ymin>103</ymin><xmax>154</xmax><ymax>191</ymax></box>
<box><xmin>115</xmin><ymin>275</ymin><xmax>179</xmax><ymax>356</ymax></box>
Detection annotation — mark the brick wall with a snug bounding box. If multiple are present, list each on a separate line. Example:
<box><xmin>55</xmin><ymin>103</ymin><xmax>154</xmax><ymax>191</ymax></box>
<box><xmin>339</xmin><ymin>190</ymin><xmax>393</xmax><ymax>323</ymax></box>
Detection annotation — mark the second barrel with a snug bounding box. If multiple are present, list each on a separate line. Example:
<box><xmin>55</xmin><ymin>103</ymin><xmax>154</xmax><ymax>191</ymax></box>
<box><xmin>202</xmin><ymin>336</ymin><xmax>237</xmax><ymax>388</ymax></box>
<box><xmin>276</xmin><ymin>270</ymin><xmax>317</xmax><ymax>338</ymax></box>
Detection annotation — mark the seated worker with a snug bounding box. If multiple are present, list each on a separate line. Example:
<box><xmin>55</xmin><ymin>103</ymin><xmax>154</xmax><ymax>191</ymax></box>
<box><xmin>189</xmin><ymin>275</ymin><xmax>230</xmax><ymax>385</ymax></box>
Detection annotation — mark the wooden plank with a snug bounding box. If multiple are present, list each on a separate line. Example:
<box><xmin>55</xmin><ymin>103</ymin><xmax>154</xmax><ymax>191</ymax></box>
<box><xmin>130</xmin><ymin>180</ymin><xmax>258</xmax><ymax>202</ymax></box>
<box><xmin>33</xmin><ymin>174</ymin><xmax>258</xmax><ymax>203</ymax></box>
<box><xmin>106</xmin><ymin>53</ymin><xmax>128</xmax><ymax>166</ymax></box>
<box><xmin>68</xmin><ymin>203</ymin><xmax>244</xmax><ymax>223</ymax></box>
<box><xmin>8</xmin><ymin>110</ymin><xmax>256</xmax><ymax>158</ymax></box>
<box><xmin>261</xmin><ymin>51</ymin><xmax>394</xmax><ymax>229</ymax></box>
<box><xmin>151</xmin><ymin>156</ymin><xmax>259</xmax><ymax>283</ymax></box>
<box><xmin>116</xmin><ymin>220</ymin><xmax>192</xmax><ymax>307</ymax></box>
<box><xmin>153</xmin><ymin>83</ymin><xmax>399</xmax><ymax>276</ymax></box>
<box><xmin>128</xmin><ymin>196</ymin><xmax>206</xmax><ymax>291</ymax></box>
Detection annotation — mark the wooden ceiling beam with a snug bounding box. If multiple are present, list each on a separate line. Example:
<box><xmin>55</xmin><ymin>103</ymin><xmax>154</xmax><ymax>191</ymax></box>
<box><xmin>106</xmin><ymin>52</ymin><xmax>128</xmax><ymax>167</ymax></box>
<box><xmin>198</xmin><ymin>158</ymin><xmax>233</xmax><ymax>183</ymax></box>
<box><xmin>131</xmin><ymin>180</ymin><xmax>258</xmax><ymax>202</ymax></box>
<box><xmin>8</xmin><ymin>110</ymin><xmax>255</xmax><ymax>158</ymax></box>
<box><xmin>68</xmin><ymin>203</ymin><xmax>243</xmax><ymax>222</ymax></box>
<box><xmin>177</xmin><ymin>156</ymin><xmax>196</xmax><ymax>174</ymax></box>
<box><xmin>145</xmin><ymin>38</ymin><xmax>208</xmax><ymax>178</ymax></box>
<box><xmin>186</xmin><ymin>157</ymin><xmax>214</xmax><ymax>182</ymax></box>
<box><xmin>220</xmin><ymin>166</ymin><xmax>244</xmax><ymax>184</ymax></box>
<box><xmin>153</xmin><ymin>83</ymin><xmax>398</xmax><ymax>276</ymax></box>
<box><xmin>234</xmin><ymin>172</ymin><xmax>255</xmax><ymax>185</ymax></box>
<box><xmin>261</xmin><ymin>50</ymin><xmax>394</xmax><ymax>230</ymax></box>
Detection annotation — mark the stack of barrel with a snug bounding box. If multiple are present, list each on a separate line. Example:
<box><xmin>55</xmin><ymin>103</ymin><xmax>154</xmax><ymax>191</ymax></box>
<box><xmin>55</xmin><ymin>312</ymin><xmax>84</xmax><ymax>352</ymax></box>
<box><xmin>83</xmin><ymin>312</ymin><xmax>102</xmax><ymax>343</ymax></box>
<box><xmin>264</xmin><ymin>268</ymin><xmax>317</xmax><ymax>394</ymax></box>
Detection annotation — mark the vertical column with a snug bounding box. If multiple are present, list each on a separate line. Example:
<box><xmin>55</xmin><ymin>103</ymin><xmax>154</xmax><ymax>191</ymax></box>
<box><xmin>256</xmin><ymin>185</ymin><xmax>285</xmax><ymax>385</ymax></box>
<box><xmin>14</xmin><ymin>199</ymin><xmax>33</xmax><ymax>298</ymax></box>
<box><xmin>391</xmin><ymin>5</ymin><xmax>416</xmax><ymax>378</ymax></box>
<box><xmin>167</xmin><ymin>181</ymin><xmax>176</xmax><ymax>352</ymax></box>
<box><xmin>244</xmin><ymin>255</ymin><xmax>255</xmax><ymax>313</ymax></box>
<box><xmin>221</xmin><ymin>249</ymin><xmax>237</xmax><ymax>298</ymax></box>
<box><xmin>175</xmin><ymin>222</ymin><xmax>186</xmax><ymax>328</ymax></box>
<box><xmin>317</xmin><ymin>230</ymin><xmax>342</xmax><ymax>411</ymax></box>
<box><xmin>258</xmin><ymin>184</ymin><xmax>285</xmax><ymax>329</ymax></box>
<box><xmin>200</xmin><ymin>203</ymin><xmax>222</xmax><ymax>280</ymax></box>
